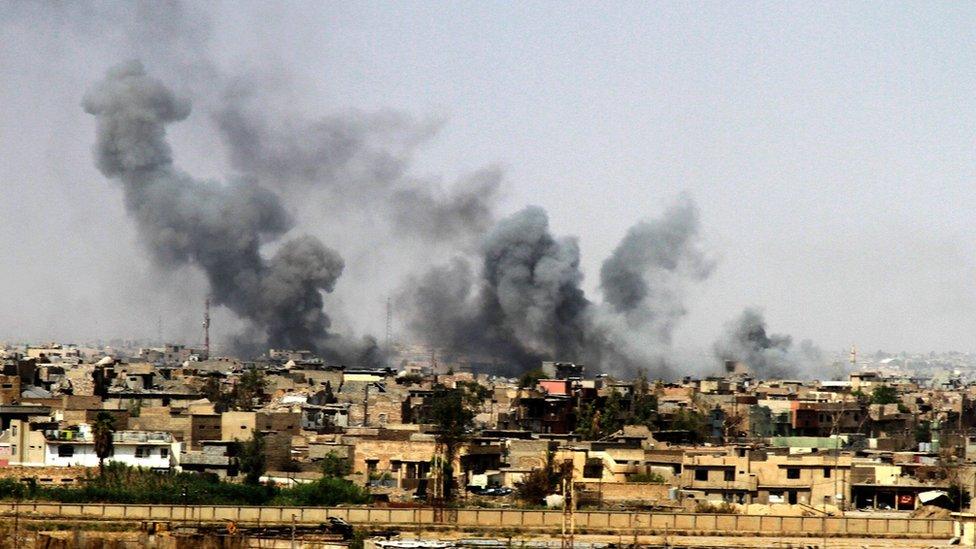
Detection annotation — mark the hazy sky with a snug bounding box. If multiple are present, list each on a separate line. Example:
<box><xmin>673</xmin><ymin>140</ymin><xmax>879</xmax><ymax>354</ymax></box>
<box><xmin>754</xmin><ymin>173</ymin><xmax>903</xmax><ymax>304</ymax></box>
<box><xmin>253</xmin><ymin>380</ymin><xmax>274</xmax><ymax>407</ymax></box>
<box><xmin>2</xmin><ymin>2</ymin><xmax>975</xmax><ymax>363</ymax></box>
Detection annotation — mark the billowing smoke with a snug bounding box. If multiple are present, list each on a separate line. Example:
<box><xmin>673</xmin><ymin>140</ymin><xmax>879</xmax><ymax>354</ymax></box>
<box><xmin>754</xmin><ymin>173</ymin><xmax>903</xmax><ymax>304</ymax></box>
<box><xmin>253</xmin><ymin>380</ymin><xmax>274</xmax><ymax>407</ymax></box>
<box><xmin>599</xmin><ymin>195</ymin><xmax>713</xmax><ymax>341</ymax></box>
<box><xmin>482</xmin><ymin>206</ymin><xmax>590</xmax><ymax>360</ymax></box>
<box><xmin>214</xmin><ymin>92</ymin><xmax>500</xmax><ymax>245</ymax></box>
<box><xmin>399</xmin><ymin>199</ymin><xmax>713</xmax><ymax>377</ymax></box>
<box><xmin>83</xmin><ymin>61</ymin><xmax>376</xmax><ymax>363</ymax></box>
<box><xmin>713</xmin><ymin>308</ymin><xmax>825</xmax><ymax>379</ymax></box>
<box><xmin>398</xmin><ymin>206</ymin><xmax>590</xmax><ymax>369</ymax></box>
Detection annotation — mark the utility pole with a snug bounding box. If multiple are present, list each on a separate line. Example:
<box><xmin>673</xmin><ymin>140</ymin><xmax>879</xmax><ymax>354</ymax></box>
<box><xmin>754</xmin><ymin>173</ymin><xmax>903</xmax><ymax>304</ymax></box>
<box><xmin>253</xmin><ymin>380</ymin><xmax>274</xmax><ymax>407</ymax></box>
<box><xmin>385</xmin><ymin>297</ymin><xmax>393</xmax><ymax>347</ymax></box>
<box><xmin>203</xmin><ymin>297</ymin><xmax>211</xmax><ymax>359</ymax></box>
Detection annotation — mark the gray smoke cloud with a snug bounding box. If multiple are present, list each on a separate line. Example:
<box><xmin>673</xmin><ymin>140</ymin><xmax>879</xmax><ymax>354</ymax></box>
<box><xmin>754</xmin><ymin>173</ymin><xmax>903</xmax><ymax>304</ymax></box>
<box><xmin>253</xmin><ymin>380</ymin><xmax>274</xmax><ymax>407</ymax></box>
<box><xmin>398</xmin><ymin>206</ymin><xmax>590</xmax><ymax>369</ymax></box>
<box><xmin>599</xmin><ymin>195</ymin><xmax>713</xmax><ymax>341</ymax></box>
<box><xmin>713</xmin><ymin>308</ymin><xmax>825</xmax><ymax>379</ymax></box>
<box><xmin>83</xmin><ymin>60</ymin><xmax>377</xmax><ymax>363</ymax></box>
<box><xmin>400</xmin><ymin>199</ymin><xmax>713</xmax><ymax>377</ymax></box>
<box><xmin>482</xmin><ymin>206</ymin><xmax>591</xmax><ymax>360</ymax></box>
<box><xmin>214</xmin><ymin>91</ymin><xmax>500</xmax><ymax>245</ymax></box>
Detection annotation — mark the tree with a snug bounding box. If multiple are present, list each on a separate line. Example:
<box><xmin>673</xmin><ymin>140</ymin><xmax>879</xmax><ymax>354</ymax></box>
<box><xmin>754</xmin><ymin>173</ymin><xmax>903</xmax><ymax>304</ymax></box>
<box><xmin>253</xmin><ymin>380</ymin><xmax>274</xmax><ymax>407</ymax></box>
<box><xmin>518</xmin><ymin>368</ymin><xmax>546</xmax><ymax>389</ymax></box>
<box><xmin>93</xmin><ymin>411</ymin><xmax>116</xmax><ymax>476</ymax></box>
<box><xmin>320</xmin><ymin>451</ymin><xmax>352</xmax><ymax>478</ymax></box>
<box><xmin>516</xmin><ymin>449</ymin><xmax>573</xmax><ymax>505</ymax></box>
<box><xmin>429</xmin><ymin>383</ymin><xmax>484</xmax><ymax>501</ymax></box>
<box><xmin>234</xmin><ymin>369</ymin><xmax>267</xmax><ymax>411</ymax></box>
<box><xmin>202</xmin><ymin>376</ymin><xmax>234</xmax><ymax>412</ymax></box>
<box><xmin>92</xmin><ymin>412</ymin><xmax>116</xmax><ymax>470</ymax></box>
<box><xmin>628</xmin><ymin>370</ymin><xmax>658</xmax><ymax>428</ymax></box>
<box><xmin>238</xmin><ymin>431</ymin><xmax>267</xmax><ymax>485</ymax></box>
<box><xmin>871</xmin><ymin>385</ymin><xmax>899</xmax><ymax>405</ymax></box>
<box><xmin>671</xmin><ymin>408</ymin><xmax>709</xmax><ymax>443</ymax></box>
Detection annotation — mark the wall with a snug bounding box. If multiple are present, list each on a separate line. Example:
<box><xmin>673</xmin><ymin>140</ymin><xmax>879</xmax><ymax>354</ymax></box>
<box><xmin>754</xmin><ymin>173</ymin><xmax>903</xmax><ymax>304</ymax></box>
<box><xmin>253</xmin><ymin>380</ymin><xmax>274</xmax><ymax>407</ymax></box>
<box><xmin>0</xmin><ymin>503</ymin><xmax>955</xmax><ymax>539</ymax></box>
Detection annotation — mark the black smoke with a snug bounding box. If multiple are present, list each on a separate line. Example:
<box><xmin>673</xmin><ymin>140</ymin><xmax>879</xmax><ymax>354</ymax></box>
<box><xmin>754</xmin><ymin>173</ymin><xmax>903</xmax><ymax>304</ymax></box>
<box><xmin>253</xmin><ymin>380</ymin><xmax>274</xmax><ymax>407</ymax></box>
<box><xmin>83</xmin><ymin>61</ymin><xmax>375</xmax><ymax>363</ymax></box>
<box><xmin>398</xmin><ymin>206</ymin><xmax>590</xmax><ymax>369</ymax></box>
<box><xmin>399</xmin><ymin>199</ymin><xmax>714</xmax><ymax>376</ymax></box>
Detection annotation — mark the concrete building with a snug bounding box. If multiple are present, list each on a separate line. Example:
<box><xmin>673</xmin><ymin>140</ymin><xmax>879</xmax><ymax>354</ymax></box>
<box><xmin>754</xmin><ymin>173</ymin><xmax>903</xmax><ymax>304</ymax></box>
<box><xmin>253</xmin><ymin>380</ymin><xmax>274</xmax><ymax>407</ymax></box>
<box><xmin>43</xmin><ymin>426</ymin><xmax>178</xmax><ymax>470</ymax></box>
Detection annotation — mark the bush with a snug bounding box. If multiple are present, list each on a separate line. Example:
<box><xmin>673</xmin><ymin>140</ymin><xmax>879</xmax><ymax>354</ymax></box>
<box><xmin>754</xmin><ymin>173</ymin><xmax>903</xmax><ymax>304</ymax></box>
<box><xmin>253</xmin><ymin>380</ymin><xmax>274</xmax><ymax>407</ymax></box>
<box><xmin>694</xmin><ymin>501</ymin><xmax>738</xmax><ymax>514</ymax></box>
<box><xmin>273</xmin><ymin>477</ymin><xmax>369</xmax><ymax>506</ymax></box>
<box><xmin>320</xmin><ymin>452</ymin><xmax>352</xmax><ymax>478</ymax></box>
<box><xmin>628</xmin><ymin>472</ymin><xmax>665</xmax><ymax>483</ymax></box>
<box><xmin>0</xmin><ymin>463</ymin><xmax>367</xmax><ymax>507</ymax></box>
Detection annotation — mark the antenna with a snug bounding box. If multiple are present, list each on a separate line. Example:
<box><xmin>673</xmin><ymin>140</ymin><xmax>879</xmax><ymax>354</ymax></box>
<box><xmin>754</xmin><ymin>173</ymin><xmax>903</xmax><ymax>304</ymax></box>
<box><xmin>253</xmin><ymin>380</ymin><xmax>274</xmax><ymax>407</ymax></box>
<box><xmin>203</xmin><ymin>297</ymin><xmax>211</xmax><ymax>359</ymax></box>
<box><xmin>385</xmin><ymin>297</ymin><xmax>393</xmax><ymax>347</ymax></box>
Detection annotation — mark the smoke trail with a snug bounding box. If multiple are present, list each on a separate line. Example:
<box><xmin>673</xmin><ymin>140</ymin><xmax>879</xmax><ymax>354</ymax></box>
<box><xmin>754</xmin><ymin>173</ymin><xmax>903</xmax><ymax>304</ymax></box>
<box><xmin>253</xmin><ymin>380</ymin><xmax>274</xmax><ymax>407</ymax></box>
<box><xmin>599</xmin><ymin>195</ymin><xmax>713</xmax><ymax>341</ymax></box>
<box><xmin>713</xmin><ymin>308</ymin><xmax>824</xmax><ymax>379</ymax></box>
<box><xmin>84</xmin><ymin>61</ymin><xmax>374</xmax><ymax>362</ymax></box>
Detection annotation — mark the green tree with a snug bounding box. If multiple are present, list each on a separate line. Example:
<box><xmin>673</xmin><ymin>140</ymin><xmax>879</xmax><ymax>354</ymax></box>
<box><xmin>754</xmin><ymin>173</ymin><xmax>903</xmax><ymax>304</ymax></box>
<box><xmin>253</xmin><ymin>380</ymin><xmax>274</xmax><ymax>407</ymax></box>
<box><xmin>234</xmin><ymin>369</ymin><xmax>267</xmax><ymax>411</ymax></box>
<box><xmin>871</xmin><ymin>385</ymin><xmax>899</xmax><ymax>405</ymax></box>
<box><xmin>671</xmin><ymin>408</ymin><xmax>709</xmax><ymax>443</ymax></box>
<box><xmin>429</xmin><ymin>382</ymin><xmax>484</xmax><ymax>501</ymax></box>
<box><xmin>320</xmin><ymin>451</ymin><xmax>352</xmax><ymax>478</ymax></box>
<box><xmin>92</xmin><ymin>411</ymin><xmax>116</xmax><ymax>477</ymax></box>
<box><xmin>516</xmin><ymin>450</ymin><xmax>573</xmax><ymax>505</ymax></box>
<box><xmin>202</xmin><ymin>376</ymin><xmax>234</xmax><ymax>412</ymax></box>
<box><xmin>575</xmin><ymin>402</ymin><xmax>599</xmax><ymax>440</ymax></box>
<box><xmin>628</xmin><ymin>371</ymin><xmax>658</xmax><ymax>428</ymax></box>
<box><xmin>599</xmin><ymin>390</ymin><xmax>626</xmax><ymax>436</ymax></box>
<box><xmin>518</xmin><ymin>367</ymin><xmax>547</xmax><ymax>389</ymax></box>
<box><xmin>238</xmin><ymin>432</ymin><xmax>267</xmax><ymax>485</ymax></box>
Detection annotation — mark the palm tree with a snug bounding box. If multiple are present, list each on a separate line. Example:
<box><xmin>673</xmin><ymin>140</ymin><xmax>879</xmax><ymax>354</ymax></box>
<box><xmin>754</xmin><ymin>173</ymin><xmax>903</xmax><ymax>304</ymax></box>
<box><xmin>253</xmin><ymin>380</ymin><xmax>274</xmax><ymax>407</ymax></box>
<box><xmin>93</xmin><ymin>411</ymin><xmax>116</xmax><ymax>476</ymax></box>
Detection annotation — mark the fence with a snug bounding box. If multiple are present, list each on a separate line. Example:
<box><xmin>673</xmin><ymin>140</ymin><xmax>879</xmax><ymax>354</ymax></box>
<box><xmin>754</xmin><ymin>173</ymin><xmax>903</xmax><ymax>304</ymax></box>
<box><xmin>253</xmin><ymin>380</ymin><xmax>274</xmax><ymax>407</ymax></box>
<box><xmin>0</xmin><ymin>503</ymin><xmax>955</xmax><ymax>538</ymax></box>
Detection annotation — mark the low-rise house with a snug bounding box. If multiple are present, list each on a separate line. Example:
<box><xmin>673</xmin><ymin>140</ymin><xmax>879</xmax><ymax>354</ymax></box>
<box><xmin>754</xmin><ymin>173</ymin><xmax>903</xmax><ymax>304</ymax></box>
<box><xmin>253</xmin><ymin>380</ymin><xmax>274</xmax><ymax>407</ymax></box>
<box><xmin>44</xmin><ymin>426</ymin><xmax>178</xmax><ymax>470</ymax></box>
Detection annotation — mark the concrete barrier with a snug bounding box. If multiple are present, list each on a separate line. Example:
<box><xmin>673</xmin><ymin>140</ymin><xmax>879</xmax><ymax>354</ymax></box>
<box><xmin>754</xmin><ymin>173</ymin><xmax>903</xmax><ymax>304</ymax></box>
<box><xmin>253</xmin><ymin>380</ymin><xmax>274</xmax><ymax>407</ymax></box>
<box><xmin>0</xmin><ymin>503</ymin><xmax>954</xmax><ymax>539</ymax></box>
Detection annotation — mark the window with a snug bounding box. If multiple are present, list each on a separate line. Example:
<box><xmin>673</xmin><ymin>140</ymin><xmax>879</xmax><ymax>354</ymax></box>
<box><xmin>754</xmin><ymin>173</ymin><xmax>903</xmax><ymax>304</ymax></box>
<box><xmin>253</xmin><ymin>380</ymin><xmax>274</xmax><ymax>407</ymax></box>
<box><xmin>724</xmin><ymin>470</ymin><xmax>734</xmax><ymax>481</ymax></box>
<box><xmin>160</xmin><ymin>448</ymin><xmax>169</xmax><ymax>459</ymax></box>
<box><xmin>57</xmin><ymin>445</ymin><xmax>74</xmax><ymax>458</ymax></box>
<box><xmin>823</xmin><ymin>467</ymin><xmax>831</xmax><ymax>478</ymax></box>
<box><xmin>695</xmin><ymin>469</ymin><xmax>708</xmax><ymax>481</ymax></box>
<box><xmin>787</xmin><ymin>468</ymin><xmax>800</xmax><ymax>479</ymax></box>
<box><xmin>135</xmin><ymin>446</ymin><xmax>153</xmax><ymax>458</ymax></box>
<box><xmin>583</xmin><ymin>461</ymin><xmax>604</xmax><ymax>479</ymax></box>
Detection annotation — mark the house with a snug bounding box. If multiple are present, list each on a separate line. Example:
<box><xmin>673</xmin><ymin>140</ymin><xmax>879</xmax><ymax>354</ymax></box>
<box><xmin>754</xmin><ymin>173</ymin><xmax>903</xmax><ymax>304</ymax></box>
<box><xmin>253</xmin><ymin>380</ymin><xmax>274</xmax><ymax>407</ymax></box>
<box><xmin>43</xmin><ymin>425</ymin><xmax>178</xmax><ymax>470</ymax></box>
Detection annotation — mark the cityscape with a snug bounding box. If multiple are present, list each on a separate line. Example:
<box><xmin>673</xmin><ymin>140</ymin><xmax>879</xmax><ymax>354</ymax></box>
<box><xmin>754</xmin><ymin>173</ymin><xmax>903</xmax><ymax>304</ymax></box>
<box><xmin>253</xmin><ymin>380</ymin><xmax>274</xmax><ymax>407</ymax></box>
<box><xmin>4</xmin><ymin>2</ymin><xmax>976</xmax><ymax>548</ymax></box>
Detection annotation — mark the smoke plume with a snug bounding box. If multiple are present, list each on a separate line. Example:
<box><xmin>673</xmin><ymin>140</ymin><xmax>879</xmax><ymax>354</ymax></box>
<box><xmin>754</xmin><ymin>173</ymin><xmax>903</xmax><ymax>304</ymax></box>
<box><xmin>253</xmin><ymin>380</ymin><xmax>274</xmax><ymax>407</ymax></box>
<box><xmin>599</xmin><ymin>195</ymin><xmax>713</xmax><ymax>341</ymax></box>
<box><xmin>398</xmin><ymin>206</ymin><xmax>590</xmax><ymax>368</ymax></box>
<box><xmin>215</xmin><ymin>93</ymin><xmax>500</xmax><ymax>245</ymax></box>
<box><xmin>713</xmin><ymin>308</ymin><xmax>825</xmax><ymax>379</ymax></box>
<box><xmin>400</xmin><ymin>199</ymin><xmax>714</xmax><ymax>377</ymax></box>
<box><xmin>83</xmin><ymin>61</ymin><xmax>374</xmax><ymax>362</ymax></box>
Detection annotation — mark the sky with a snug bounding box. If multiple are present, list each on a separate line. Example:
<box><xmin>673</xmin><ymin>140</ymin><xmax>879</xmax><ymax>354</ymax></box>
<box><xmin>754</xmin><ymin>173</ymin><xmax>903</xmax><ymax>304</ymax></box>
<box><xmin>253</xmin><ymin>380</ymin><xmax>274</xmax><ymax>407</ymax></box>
<box><xmin>2</xmin><ymin>2</ymin><xmax>976</xmax><ymax>365</ymax></box>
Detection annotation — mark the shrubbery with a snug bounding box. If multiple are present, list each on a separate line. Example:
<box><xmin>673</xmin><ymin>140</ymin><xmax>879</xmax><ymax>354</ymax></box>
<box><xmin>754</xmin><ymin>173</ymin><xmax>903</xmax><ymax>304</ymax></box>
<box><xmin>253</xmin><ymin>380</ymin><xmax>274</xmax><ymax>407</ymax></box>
<box><xmin>273</xmin><ymin>477</ymin><xmax>369</xmax><ymax>506</ymax></box>
<box><xmin>0</xmin><ymin>463</ymin><xmax>368</xmax><ymax>506</ymax></box>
